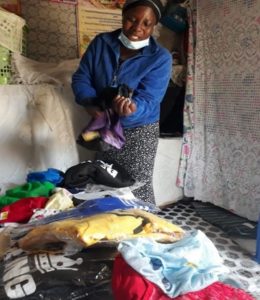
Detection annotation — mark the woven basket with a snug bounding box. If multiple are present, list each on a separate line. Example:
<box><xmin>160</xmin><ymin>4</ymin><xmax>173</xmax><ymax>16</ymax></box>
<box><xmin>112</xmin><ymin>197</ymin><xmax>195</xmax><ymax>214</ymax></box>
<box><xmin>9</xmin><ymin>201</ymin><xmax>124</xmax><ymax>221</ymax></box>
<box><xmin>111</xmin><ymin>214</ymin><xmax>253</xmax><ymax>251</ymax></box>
<box><xmin>0</xmin><ymin>8</ymin><xmax>26</xmax><ymax>84</ymax></box>
<box><xmin>0</xmin><ymin>45</ymin><xmax>11</xmax><ymax>84</ymax></box>
<box><xmin>0</xmin><ymin>8</ymin><xmax>25</xmax><ymax>52</ymax></box>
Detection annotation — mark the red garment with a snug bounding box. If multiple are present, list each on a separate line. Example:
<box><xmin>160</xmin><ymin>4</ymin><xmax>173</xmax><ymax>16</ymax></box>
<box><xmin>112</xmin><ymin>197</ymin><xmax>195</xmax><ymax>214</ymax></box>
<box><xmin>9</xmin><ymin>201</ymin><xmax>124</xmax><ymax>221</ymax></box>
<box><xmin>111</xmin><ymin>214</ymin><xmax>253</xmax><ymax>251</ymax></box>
<box><xmin>174</xmin><ymin>282</ymin><xmax>255</xmax><ymax>300</ymax></box>
<box><xmin>112</xmin><ymin>254</ymin><xmax>155</xmax><ymax>300</ymax></box>
<box><xmin>112</xmin><ymin>255</ymin><xmax>255</xmax><ymax>300</ymax></box>
<box><xmin>0</xmin><ymin>197</ymin><xmax>48</xmax><ymax>223</ymax></box>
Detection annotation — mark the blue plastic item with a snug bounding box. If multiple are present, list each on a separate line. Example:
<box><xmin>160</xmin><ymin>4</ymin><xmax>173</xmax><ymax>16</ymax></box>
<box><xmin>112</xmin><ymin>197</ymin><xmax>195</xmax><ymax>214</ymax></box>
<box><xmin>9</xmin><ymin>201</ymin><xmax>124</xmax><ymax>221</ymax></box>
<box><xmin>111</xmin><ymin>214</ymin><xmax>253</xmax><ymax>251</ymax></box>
<box><xmin>27</xmin><ymin>168</ymin><xmax>64</xmax><ymax>185</ymax></box>
<box><xmin>10</xmin><ymin>196</ymin><xmax>159</xmax><ymax>240</ymax></box>
<box><xmin>160</xmin><ymin>4</ymin><xmax>188</xmax><ymax>33</ymax></box>
<box><xmin>32</xmin><ymin>197</ymin><xmax>157</xmax><ymax>225</ymax></box>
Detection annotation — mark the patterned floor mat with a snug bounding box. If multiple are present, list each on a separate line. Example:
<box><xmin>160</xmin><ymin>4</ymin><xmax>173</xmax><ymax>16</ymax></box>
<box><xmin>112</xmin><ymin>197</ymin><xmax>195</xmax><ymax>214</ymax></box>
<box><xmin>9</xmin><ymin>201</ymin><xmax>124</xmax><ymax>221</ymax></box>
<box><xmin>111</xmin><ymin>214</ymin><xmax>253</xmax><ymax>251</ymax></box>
<box><xmin>192</xmin><ymin>201</ymin><xmax>257</xmax><ymax>239</ymax></box>
<box><xmin>158</xmin><ymin>200</ymin><xmax>260</xmax><ymax>299</ymax></box>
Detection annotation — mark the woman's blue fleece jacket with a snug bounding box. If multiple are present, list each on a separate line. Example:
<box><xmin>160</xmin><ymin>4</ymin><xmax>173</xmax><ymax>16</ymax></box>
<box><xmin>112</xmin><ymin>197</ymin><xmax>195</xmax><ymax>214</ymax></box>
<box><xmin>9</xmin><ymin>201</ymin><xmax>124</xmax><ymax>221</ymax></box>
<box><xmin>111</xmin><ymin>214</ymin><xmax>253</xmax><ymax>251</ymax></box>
<box><xmin>71</xmin><ymin>29</ymin><xmax>172</xmax><ymax>129</ymax></box>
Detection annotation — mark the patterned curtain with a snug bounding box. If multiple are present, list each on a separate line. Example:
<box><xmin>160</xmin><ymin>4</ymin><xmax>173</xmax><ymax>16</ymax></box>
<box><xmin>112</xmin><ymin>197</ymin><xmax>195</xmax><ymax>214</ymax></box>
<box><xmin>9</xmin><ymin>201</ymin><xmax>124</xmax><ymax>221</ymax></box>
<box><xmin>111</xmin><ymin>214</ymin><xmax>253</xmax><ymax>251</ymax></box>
<box><xmin>179</xmin><ymin>0</ymin><xmax>260</xmax><ymax>221</ymax></box>
<box><xmin>176</xmin><ymin>0</ymin><xmax>196</xmax><ymax>188</ymax></box>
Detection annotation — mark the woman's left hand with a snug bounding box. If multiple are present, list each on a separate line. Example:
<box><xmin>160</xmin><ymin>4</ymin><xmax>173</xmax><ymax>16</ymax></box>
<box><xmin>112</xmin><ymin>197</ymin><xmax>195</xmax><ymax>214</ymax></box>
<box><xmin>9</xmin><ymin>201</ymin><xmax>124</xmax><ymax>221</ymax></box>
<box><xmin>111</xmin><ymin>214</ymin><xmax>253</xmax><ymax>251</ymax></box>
<box><xmin>113</xmin><ymin>95</ymin><xmax>136</xmax><ymax>116</ymax></box>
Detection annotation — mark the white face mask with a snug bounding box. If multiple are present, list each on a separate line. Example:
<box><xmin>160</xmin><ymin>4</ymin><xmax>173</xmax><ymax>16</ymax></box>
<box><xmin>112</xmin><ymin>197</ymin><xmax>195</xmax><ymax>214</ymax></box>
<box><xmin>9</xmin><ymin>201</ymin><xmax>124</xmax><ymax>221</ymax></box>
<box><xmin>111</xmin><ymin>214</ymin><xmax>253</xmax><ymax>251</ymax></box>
<box><xmin>118</xmin><ymin>31</ymin><xmax>150</xmax><ymax>50</ymax></box>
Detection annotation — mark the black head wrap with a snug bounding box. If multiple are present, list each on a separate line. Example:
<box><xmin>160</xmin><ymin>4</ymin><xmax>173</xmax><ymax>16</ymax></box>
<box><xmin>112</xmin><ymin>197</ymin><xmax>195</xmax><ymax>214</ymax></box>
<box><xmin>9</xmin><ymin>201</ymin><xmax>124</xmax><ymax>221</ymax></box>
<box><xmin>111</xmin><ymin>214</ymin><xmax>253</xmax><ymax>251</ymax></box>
<box><xmin>122</xmin><ymin>0</ymin><xmax>164</xmax><ymax>23</ymax></box>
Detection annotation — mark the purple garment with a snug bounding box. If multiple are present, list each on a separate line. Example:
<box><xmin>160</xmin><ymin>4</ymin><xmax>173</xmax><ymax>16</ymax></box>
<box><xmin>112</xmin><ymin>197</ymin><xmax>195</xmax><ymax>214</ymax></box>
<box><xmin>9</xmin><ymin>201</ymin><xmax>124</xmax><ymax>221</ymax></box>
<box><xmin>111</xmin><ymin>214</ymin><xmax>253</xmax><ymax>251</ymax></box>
<box><xmin>80</xmin><ymin>109</ymin><xmax>125</xmax><ymax>150</ymax></box>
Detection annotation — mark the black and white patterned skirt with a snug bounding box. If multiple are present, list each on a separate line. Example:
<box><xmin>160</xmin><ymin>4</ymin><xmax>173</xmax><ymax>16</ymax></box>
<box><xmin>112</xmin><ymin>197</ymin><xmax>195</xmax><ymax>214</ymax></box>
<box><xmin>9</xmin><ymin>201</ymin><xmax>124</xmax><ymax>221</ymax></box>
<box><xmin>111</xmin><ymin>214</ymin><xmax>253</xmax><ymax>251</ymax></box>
<box><xmin>97</xmin><ymin>122</ymin><xmax>159</xmax><ymax>204</ymax></box>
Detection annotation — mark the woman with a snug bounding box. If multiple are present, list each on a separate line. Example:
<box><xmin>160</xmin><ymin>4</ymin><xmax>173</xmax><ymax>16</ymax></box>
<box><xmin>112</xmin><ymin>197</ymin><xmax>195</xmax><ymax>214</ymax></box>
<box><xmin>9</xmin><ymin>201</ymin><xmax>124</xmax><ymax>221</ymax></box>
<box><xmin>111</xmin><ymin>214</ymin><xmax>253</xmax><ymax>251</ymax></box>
<box><xmin>72</xmin><ymin>0</ymin><xmax>172</xmax><ymax>204</ymax></box>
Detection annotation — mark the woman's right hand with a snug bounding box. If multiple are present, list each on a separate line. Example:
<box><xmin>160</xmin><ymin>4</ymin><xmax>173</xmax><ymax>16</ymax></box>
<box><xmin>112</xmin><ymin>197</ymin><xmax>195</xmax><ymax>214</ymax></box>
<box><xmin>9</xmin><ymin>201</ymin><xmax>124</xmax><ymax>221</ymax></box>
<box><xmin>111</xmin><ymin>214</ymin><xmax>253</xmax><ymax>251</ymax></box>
<box><xmin>113</xmin><ymin>95</ymin><xmax>136</xmax><ymax>116</ymax></box>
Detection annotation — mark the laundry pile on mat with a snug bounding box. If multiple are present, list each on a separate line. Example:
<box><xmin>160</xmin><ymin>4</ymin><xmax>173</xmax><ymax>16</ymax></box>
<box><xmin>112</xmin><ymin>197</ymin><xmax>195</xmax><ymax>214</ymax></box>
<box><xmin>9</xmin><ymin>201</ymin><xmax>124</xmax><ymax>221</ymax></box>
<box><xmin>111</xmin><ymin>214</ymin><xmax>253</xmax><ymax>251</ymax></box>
<box><xmin>0</xmin><ymin>160</ymin><xmax>256</xmax><ymax>299</ymax></box>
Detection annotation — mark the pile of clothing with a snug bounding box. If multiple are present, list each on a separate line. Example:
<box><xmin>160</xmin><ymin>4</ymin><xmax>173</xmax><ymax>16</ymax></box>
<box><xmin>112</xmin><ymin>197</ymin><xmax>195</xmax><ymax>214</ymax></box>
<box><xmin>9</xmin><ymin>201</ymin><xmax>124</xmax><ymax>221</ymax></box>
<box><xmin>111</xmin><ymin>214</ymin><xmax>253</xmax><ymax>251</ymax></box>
<box><xmin>0</xmin><ymin>160</ymin><xmax>256</xmax><ymax>299</ymax></box>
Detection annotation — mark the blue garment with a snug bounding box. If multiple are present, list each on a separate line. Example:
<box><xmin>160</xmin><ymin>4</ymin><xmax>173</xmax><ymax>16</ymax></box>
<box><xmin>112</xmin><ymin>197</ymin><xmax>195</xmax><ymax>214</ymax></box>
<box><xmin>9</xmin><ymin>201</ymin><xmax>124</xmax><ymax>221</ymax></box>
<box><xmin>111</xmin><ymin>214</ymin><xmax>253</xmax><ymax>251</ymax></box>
<box><xmin>27</xmin><ymin>168</ymin><xmax>64</xmax><ymax>185</ymax></box>
<box><xmin>71</xmin><ymin>29</ymin><xmax>172</xmax><ymax>129</ymax></box>
<box><xmin>29</xmin><ymin>196</ymin><xmax>158</xmax><ymax>226</ymax></box>
<box><xmin>12</xmin><ymin>197</ymin><xmax>158</xmax><ymax>238</ymax></box>
<box><xmin>118</xmin><ymin>230</ymin><xmax>229</xmax><ymax>297</ymax></box>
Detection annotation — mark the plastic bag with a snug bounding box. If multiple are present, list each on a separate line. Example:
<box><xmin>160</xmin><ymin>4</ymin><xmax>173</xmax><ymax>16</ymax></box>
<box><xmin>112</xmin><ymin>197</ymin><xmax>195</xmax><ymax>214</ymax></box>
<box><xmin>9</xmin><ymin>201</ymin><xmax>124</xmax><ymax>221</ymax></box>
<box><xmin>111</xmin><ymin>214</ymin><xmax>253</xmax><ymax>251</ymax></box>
<box><xmin>0</xmin><ymin>245</ymin><xmax>115</xmax><ymax>300</ymax></box>
<box><xmin>72</xmin><ymin>184</ymin><xmax>144</xmax><ymax>202</ymax></box>
<box><xmin>30</xmin><ymin>196</ymin><xmax>159</xmax><ymax>226</ymax></box>
<box><xmin>17</xmin><ymin>209</ymin><xmax>185</xmax><ymax>254</ymax></box>
<box><xmin>9</xmin><ymin>196</ymin><xmax>158</xmax><ymax>242</ymax></box>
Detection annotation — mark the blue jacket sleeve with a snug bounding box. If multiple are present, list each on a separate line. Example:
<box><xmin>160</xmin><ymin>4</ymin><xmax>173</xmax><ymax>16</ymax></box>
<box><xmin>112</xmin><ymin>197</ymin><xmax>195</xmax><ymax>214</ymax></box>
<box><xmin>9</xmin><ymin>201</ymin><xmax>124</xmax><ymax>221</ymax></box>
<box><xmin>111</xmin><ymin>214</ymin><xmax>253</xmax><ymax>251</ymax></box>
<box><xmin>123</xmin><ymin>49</ymin><xmax>172</xmax><ymax>124</ymax></box>
<box><xmin>71</xmin><ymin>37</ymin><xmax>98</xmax><ymax>106</ymax></box>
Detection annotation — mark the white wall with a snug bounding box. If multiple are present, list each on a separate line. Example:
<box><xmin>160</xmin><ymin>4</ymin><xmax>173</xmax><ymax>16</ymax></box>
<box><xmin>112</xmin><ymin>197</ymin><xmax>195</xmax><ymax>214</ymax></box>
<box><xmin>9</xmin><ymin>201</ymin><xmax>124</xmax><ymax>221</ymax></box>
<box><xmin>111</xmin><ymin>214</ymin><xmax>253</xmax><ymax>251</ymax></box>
<box><xmin>153</xmin><ymin>138</ymin><xmax>183</xmax><ymax>207</ymax></box>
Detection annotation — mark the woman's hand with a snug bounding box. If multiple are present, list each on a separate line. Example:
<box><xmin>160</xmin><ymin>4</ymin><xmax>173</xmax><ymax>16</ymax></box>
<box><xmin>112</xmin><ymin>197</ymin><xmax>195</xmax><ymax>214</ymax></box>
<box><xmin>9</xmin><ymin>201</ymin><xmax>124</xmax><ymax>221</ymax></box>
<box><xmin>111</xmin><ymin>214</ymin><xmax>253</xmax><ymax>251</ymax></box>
<box><xmin>85</xmin><ymin>106</ymin><xmax>103</xmax><ymax>118</ymax></box>
<box><xmin>113</xmin><ymin>95</ymin><xmax>136</xmax><ymax>116</ymax></box>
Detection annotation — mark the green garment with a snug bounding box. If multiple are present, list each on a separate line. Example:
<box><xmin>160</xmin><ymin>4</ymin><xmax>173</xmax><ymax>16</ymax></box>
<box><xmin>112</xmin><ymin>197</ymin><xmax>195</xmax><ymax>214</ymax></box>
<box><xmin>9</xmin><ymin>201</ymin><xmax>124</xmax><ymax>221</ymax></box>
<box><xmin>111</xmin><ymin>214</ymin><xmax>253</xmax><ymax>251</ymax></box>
<box><xmin>0</xmin><ymin>181</ymin><xmax>55</xmax><ymax>209</ymax></box>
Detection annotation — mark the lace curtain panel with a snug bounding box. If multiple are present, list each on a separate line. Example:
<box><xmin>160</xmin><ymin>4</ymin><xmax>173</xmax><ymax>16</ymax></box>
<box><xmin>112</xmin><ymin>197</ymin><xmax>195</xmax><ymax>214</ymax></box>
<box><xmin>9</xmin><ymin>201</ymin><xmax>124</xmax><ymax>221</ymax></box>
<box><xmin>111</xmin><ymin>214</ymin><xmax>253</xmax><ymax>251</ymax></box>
<box><xmin>177</xmin><ymin>1</ymin><xmax>196</xmax><ymax>189</ymax></box>
<box><xmin>180</xmin><ymin>0</ymin><xmax>260</xmax><ymax>221</ymax></box>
